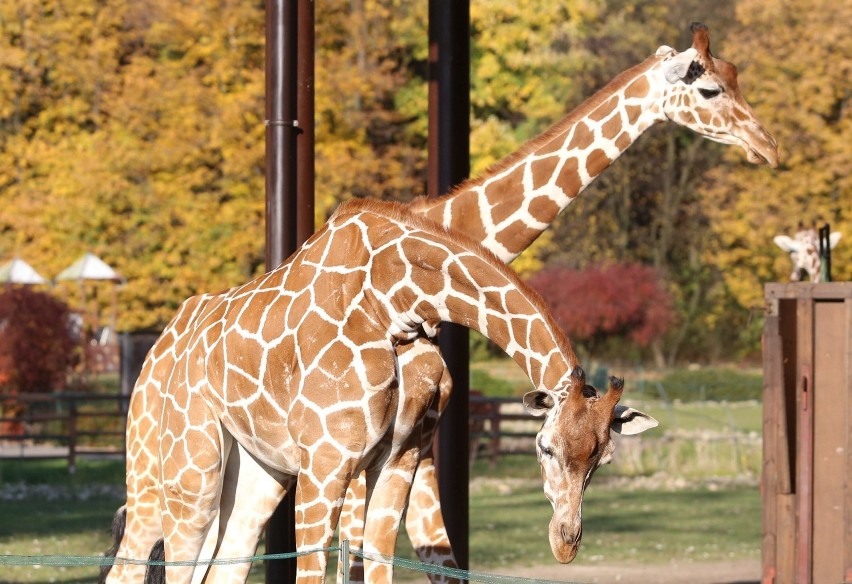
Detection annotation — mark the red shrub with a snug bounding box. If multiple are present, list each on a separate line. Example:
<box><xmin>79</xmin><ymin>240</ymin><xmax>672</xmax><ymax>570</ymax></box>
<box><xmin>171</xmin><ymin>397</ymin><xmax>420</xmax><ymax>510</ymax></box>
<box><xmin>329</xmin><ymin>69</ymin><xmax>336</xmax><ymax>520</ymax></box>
<box><xmin>0</xmin><ymin>286</ymin><xmax>76</xmax><ymax>395</ymax></box>
<box><xmin>527</xmin><ymin>263</ymin><xmax>674</xmax><ymax>349</ymax></box>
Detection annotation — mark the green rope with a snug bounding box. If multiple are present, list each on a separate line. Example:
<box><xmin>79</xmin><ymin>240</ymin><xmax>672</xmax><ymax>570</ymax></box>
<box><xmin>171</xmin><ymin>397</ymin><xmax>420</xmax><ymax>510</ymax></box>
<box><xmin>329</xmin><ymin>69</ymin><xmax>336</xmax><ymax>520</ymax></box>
<box><xmin>1</xmin><ymin>546</ymin><xmax>586</xmax><ymax>583</ymax></box>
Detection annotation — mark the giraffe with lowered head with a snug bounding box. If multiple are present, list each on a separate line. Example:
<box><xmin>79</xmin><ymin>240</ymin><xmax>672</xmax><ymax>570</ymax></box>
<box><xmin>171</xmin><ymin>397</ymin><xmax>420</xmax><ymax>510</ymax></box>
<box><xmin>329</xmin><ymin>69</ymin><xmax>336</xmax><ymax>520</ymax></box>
<box><xmin>142</xmin><ymin>198</ymin><xmax>657</xmax><ymax>584</ymax></box>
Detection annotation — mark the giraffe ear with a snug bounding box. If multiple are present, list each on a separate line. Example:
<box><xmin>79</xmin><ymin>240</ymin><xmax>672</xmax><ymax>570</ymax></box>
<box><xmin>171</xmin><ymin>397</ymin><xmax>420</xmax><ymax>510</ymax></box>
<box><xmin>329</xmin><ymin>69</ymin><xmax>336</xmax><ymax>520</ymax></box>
<box><xmin>611</xmin><ymin>405</ymin><xmax>658</xmax><ymax>436</ymax></box>
<box><xmin>663</xmin><ymin>48</ymin><xmax>698</xmax><ymax>84</ymax></box>
<box><xmin>829</xmin><ymin>232</ymin><xmax>842</xmax><ymax>249</ymax></box>
<box><xmin>523</xmin><ymin>390</ymin><xmax>555</xmax><ymax>417</ymax></box>
<box><xmin>774</xmin><ymin>235</ymin><xmax>801</xmax><ymax>253</ymax></box>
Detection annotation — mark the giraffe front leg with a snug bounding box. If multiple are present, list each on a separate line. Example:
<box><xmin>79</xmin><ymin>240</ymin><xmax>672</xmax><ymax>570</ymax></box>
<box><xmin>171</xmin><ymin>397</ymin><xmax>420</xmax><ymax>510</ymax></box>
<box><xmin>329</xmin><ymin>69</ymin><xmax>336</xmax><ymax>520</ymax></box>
<box><xmin>295</xmin><ymin>447</ymin><xmax>359</xmax><ymax>584</ymax></box>
<box><xmin>338</xmin><ymin>472</ymin><xmax>367</xmax><ymax>583</ymax></box>
<box><xmin>159</xmin><ymin>394</ymin><xmax>227</xmax><ymax>584</ymax></box>
<box><xmin>361</xmin><ymin>445</ymin><xmax>422</xmax><ymax>584</ymax></box>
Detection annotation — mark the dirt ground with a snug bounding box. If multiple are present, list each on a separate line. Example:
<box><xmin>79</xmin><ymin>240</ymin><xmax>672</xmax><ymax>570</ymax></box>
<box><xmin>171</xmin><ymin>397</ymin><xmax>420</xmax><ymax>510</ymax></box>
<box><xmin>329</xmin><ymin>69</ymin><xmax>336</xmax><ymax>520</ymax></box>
<box><xmin>487</xmin><ymin>558</ymin><xmax>760</xmax><ymax>583</ymax></box>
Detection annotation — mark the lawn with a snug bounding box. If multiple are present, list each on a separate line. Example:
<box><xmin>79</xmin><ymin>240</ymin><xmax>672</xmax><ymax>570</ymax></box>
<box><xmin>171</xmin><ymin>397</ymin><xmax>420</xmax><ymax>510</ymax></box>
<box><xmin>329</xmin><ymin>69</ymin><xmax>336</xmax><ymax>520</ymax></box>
<box><xmin>0</xmin><ymin>456</ymin><xmax>760</xmax><ymax>583</ymax></box>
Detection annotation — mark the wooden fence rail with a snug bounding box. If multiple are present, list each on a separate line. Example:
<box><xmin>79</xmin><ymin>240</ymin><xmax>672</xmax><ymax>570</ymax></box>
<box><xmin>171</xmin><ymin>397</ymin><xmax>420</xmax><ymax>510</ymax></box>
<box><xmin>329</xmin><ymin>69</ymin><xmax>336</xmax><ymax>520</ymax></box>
<box><xmin>0</xmin><ymin>393</ymin><xmax>130</xmax><ymax>472</ymax></box>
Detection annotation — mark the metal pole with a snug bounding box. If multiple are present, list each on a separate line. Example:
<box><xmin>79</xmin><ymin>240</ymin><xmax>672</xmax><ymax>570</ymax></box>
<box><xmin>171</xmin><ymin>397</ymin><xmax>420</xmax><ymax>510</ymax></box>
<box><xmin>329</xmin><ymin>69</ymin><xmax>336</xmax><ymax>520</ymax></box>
<box><xmin>265</xmin><ymin>1</ymin><xmax>314</xmax><ymax>583</ymax></box>
<box><xmin>428</xmin><ymin>0</ymin><xmax>470</xmax><ymax>573</ymax></box>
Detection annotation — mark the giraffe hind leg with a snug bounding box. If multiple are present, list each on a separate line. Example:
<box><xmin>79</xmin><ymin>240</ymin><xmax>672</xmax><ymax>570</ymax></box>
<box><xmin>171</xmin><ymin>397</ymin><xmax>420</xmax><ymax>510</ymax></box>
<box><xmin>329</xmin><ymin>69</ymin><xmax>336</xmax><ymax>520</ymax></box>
<box><xmin>97</xmin><ymin>505</ymin><xmax>126</xmax><ymax>584</ymax></box>
<box><xmin>144</xmin><ymin>538</ymin><xmax>165</xmax><ymax>584</ymax></box>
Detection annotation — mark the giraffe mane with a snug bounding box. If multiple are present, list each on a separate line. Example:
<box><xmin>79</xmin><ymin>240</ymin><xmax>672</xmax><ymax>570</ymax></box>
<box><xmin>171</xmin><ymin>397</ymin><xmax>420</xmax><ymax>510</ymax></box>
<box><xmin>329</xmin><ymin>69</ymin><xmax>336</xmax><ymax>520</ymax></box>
<box><xmin>412</xmin><ymin>54</ymin><xmax>663</xmax><ymax>209</ymax></box>
<box><xmin>333</xmin><ymin>198</ymin><xmax>579</xmax><ymax>369</ymax></box>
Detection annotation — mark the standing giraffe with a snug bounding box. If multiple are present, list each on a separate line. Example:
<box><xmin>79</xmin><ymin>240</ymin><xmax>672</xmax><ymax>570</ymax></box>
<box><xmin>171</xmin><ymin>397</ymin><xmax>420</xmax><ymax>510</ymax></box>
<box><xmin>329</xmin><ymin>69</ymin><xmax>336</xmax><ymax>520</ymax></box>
<box><xmin>342</xmin><ymin>20</ymin><xmax>778</xmax><ymax>579</ymax></box>
<box><xmin>150</xmin><ymin>198</ymin><xmax>656</xmax><ymax>584</ymax></box>
<box><xmin>102</xmin><ymin>21</ymin><xmax>775</xmax><ymax>583</ymax></box>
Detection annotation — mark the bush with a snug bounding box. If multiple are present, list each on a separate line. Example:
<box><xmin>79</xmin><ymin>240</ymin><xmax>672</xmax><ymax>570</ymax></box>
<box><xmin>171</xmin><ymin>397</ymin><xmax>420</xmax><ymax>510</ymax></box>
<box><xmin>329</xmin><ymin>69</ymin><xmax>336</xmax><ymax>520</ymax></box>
<box><xmin>0</xmin><ymin>287</ymin><xmax>76</xmax><ymax>396</ymax></box>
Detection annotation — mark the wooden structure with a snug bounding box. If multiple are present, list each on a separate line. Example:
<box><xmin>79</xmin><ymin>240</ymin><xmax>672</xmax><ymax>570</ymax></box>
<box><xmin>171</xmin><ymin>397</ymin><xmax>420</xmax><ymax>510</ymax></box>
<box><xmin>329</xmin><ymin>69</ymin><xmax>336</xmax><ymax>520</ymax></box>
<box><xmin>762</xmin><ymin>282</ymin><xmax>852</xmax><ymax>584</ymax></box>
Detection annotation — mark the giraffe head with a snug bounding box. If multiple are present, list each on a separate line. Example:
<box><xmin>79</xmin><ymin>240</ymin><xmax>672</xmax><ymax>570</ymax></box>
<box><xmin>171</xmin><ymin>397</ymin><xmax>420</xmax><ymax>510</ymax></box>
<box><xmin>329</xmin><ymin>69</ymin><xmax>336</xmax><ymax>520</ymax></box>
<box><xmin>655</xmin><ymin>22</ymin><xmax>778</xmax><ymax>168</ymax></box>
<box><xmin>774</xmin><ymin>224</ymin><xmax>841</xmax><ymax>283</ymax></box>
<box><xmin>523</xmin><ymin>367</ymin><xmax>657</xmax><ymax>563</ymax></box>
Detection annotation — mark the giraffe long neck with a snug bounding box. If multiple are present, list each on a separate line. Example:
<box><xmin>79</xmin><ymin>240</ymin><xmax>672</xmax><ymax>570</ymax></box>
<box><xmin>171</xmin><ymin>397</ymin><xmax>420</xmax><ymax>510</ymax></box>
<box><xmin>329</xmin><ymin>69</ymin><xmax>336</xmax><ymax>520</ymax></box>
<box><xmin>413</xmin><ymin>55</ymin><xmax>666</xmax><ymax>263</ymax></box>
<box><xmin>354</xmin><ymin>206</ymin><xmax>578</xmax><ymax>390</ymax></box>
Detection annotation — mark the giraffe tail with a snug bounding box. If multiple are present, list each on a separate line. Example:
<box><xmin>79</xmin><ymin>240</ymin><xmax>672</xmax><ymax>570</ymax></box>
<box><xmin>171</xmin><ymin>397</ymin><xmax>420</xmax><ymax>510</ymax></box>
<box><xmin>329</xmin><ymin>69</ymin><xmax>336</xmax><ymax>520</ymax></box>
<box><xmin>97</xmin><ymin>504</ymin><xmax>126</xmax><ymax>584</ymax></box>
<box><xmin>143</xmin><ymin>538</ymin><xmax>165</xmax><ymax>584</ymax></box>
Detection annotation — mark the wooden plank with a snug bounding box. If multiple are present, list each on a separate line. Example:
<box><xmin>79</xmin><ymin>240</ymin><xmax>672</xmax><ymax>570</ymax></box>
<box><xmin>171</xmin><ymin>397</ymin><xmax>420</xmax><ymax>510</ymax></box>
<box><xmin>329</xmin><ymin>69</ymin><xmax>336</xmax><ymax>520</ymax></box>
<box><xmin>762</xmin><ymin>297</ymin><xmax>781</xmax><ymax>581</ymax></box>
<box><xmin>776</xmin><ymin>494</ymin><xmax>796</xmax><ymax>584</ymax></box>
<box><xmin>795</xmin><ymin>297</ymin><xmax>814</xmax><ymax>584</ymax></box>
<box><xmin>766</xmin><ymin>282</ymin><xmax>852</xmax><ymax>301</ymax></box>
<box><xmin>846</xmin><ymin>300</ymin><xmax>852</xmax><ymax>582</ymax></box>
<box><xmin>812</xmin><ymin>300</ymin><xmax>846</xmax><ymax>583</ymax></box>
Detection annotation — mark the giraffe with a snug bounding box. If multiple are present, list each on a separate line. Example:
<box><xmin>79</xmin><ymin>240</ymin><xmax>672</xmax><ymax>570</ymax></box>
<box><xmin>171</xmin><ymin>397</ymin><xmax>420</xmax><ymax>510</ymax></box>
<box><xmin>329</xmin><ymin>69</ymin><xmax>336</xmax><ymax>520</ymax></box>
<box><xmin>102</xmin><ymin>21</ymin><xmax>775</xmax><ymax>583</ymax></box>
<box><xmin>340</xmin><ymin>20</ymin><xmax>779</xmax><ymax>579</ymax></box>
<box><xmin>149</xmin><ymin>198</ymin><xmax>656</xmax><ymax>584</ymax></box>
<box><xmin>773</xmin><ymin>223</ymin><xmax>841</xmax><ymax>283</ymax></box>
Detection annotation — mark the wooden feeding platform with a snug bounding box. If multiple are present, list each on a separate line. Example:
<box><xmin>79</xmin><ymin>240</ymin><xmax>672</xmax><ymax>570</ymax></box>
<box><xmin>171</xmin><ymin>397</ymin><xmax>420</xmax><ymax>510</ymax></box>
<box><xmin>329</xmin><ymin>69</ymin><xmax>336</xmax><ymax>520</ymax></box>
<box><xmin>762</xmin><ymin>282</ymin><xmax>852</xmax><ymax>584</ymax></box>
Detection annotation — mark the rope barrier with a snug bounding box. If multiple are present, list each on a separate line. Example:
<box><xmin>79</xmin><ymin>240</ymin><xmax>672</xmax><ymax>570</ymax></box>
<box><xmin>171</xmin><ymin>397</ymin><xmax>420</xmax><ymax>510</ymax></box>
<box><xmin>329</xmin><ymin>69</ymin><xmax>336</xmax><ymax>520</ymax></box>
<box><xmin>0</xmin><ymin>545</ymin><xmax>585</xmax><ymax>583</ymax></box>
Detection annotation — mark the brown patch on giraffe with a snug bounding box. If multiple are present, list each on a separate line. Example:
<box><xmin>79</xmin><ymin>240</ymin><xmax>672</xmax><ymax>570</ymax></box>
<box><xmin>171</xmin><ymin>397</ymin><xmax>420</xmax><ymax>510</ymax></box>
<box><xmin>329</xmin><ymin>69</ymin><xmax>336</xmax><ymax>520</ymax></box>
<box><xmin>360</xmin><ymin>347</ymin><xmax>395</xmax><ymax>387</ymax></box>
<box><xmin>585</xmin><ymin>149</ymin><xmax>613</xmax><ymax>178</ymax></box>
<box><xmin>625</xmin><ymin>104</ymin><xmax>642</xmax><ymax>125</ymax></box>
<box><xmin>554</xmin><ymin>157</ymin><xmax>582</xmax><ymax>196</ymax></box>
<box><xmin>529</xmin><ymin>195</ymin><xmax>560</xmax><ymax>224</ymax></box>
<box><xmin>530</xmin><ymin>156</ymin><xmax>559</xmax><ymax>190</ymax></box>
<box><xmin>624</xmin><ymin>76</ymin><xmax>650</xmax><ymax>99</ymax></box>
<box><xmin>679</xmin><ymin>111</ymin><xmax>697</xmax><ymax>125</ymax></box>
<box><xmin>601</xmin><ymin>115</ymin><xmax>622</xmax><ymax>141</ymax></box>
<box><xmin>567</xmin><ymin>122</ymin><xmax>594</xmax><ymax>151</ymax></box>
<box><xmin>236</xmin><ymin>289</ymin><xmax>280</xmax><ymax>335</ymax></box>
<box><xmin>296</xmin><ymin>312</ymin><xmax>337</xmax><ymax>361</ymax></box>
<box><xmin>373</xmin><ymin>246</ymin><xmax>409</xmax><ymax>290</ymax></box>
<box><xmin>284</xmin><ymin>291</ymin><xmax>312</xmax><ymax>330</ymax></box>
<box><xmin>485</xmin><ymin>313</ymin><xmax>511</xmax><ymax>341</ymax></box>
<box><xmin>506</xmin><ymin>288</ymin><xmax>537</xmax><ymax>315</ymax></box>
<box><xmin>489</xmin><ymin>165</ymin><xmax>528</xmax><ymax>225</ymax></box>
<box><xmin>588</xmin><ymin>96</ymin><xmax>619</xmax><ymax>123</ymax></box>
<box><xmin>614</xmin><ymin>131</ymin><xmax>632</xmax><ymax>151</ymax></box>
<box><xmin>315</xmin><ymin>340</ymin><xmax>355</xmax><ymax>380</ymax></box>
<box><xmin>408</xmin><ymin>242</ymin><xmax>451</xmax><ymax>296</ymax></box>
<box><xmin>447</xmin><ymin>194</ymin><xmax>488</xmax><ymax>242</ymax></box>
<box><xmin>495</xmin><ymin>220</ymin><xmax>541</xmax><ymax>256</ymax></box>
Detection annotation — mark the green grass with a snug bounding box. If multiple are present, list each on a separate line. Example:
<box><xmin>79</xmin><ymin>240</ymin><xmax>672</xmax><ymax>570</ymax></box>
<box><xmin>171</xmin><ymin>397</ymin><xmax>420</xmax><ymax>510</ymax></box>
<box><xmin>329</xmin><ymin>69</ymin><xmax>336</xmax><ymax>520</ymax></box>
<box><xmin>0</xmin><ymin>456</ymin><xmax>760</xmax><ymax>583</ymax></box>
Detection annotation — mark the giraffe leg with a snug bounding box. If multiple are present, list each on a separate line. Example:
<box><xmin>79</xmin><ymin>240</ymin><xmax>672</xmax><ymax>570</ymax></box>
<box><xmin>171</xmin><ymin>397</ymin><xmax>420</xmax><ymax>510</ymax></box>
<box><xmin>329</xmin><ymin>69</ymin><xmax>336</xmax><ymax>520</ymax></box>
<box><xmin>159</xmin><ymin>392</ymin><xmax>228</xmax><ymax>584</ymax></box>
<box><xmin>106</xmin><ymin>388</ymin><xmax>164</xmax><ymax>584</ymax></box>
<box><xmin>295</xmin><ymin>448</ymin><xmax>359</xmax><ymax>584</ymax></box>
<box><xmin>203</xmin><ymin>442</ymin><xmax>292</xmax><ymax>584</ymax></box>
<box><xmin>404</xmin><ymin>365</ymin><xmax>462</xmax><ymax>584</ymax></box>
<box><xmin>361</xmin><ymin>444</ymin><xmax>422</xmax><ymax>584</ymax></box>
<box><xmin>338</xmin><ymin>472</ymin><xmax>367</xmax><ymax>583</ymax></box>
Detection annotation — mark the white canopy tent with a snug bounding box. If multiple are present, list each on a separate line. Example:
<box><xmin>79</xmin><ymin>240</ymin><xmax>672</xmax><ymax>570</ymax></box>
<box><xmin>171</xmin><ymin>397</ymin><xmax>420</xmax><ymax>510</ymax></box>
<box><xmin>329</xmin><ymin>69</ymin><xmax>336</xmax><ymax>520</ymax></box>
<box><xmin>0</xmin><ymin>257</ymin><xmax>49</xmax><ymax>285</ymax></box>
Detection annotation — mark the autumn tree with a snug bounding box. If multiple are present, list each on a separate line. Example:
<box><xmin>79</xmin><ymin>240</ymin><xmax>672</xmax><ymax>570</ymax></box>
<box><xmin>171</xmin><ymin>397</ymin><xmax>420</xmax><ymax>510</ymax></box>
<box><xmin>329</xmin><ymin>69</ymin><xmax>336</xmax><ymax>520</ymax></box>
<box><xmin>527</xmin><ymin>263</ymin><xmax>674</xmax><ymax>363</ymax></box>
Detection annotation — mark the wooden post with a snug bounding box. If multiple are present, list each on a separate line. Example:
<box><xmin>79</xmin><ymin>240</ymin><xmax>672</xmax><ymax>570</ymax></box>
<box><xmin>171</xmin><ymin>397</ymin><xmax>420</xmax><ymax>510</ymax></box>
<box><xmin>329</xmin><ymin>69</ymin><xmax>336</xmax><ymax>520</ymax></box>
<box><xmin>428</xmin><ymin>0</ymin><xmax>471</xmax><ymax>572</ymax></box>
<box><xmin>265</xmin><ymin>1</ymin><xmax>314</xmax><ymax>582</ymax></box>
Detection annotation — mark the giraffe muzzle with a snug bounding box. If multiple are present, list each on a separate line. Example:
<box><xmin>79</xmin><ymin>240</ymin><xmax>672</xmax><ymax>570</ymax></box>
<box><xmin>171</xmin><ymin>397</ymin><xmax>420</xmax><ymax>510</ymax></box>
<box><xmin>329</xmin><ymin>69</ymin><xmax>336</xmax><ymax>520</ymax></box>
<box><xmin>549</xmin><ymin>516</ymin><xmax>582</xmax><ymax>563</ymax></box>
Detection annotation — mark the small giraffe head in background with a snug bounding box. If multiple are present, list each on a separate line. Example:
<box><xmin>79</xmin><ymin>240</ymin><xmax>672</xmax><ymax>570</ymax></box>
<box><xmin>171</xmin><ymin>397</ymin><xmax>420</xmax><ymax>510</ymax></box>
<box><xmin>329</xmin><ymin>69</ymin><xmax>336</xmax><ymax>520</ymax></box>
<box><xmin>523</xmin><ymin>367</ymin><xmax>658</xmax><ymax>563</ymax></box>
<box><xmin>656</xmin><ymin>22</ymin><xmax>778</xmax><ymax>168</ymax></box>
<box><xmin>774</xmin><ymin>224</ymin><xmax>842</xmax><ymax>283</ymax></box>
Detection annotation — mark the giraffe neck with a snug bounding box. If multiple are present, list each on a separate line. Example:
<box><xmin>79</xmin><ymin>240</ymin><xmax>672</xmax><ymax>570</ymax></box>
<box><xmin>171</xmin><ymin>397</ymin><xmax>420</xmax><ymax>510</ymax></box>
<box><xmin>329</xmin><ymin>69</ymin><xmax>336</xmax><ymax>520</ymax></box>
<box><xmin>414</xmin><ymin>54</ymin><xmax>666</xmax><ymax>263</ymax></box>
<box><xmin>344</xmin><ymin>200</ymin><xmax>578</xmax><ymax>390</ymax></box>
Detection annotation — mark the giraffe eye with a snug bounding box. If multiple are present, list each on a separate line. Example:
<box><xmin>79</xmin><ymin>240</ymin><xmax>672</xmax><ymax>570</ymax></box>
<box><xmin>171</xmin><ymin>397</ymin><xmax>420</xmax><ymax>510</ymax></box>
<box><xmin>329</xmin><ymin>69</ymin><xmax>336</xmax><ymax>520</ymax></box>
<box><xmin>541</xmin><ymin>445</ymin><xmax>555</xmax><ymax>458</ymax></box>
<box><xmin>698</xmin><ymin>87</ymin><xmax>723</xmax><ymax>99</ymax></box>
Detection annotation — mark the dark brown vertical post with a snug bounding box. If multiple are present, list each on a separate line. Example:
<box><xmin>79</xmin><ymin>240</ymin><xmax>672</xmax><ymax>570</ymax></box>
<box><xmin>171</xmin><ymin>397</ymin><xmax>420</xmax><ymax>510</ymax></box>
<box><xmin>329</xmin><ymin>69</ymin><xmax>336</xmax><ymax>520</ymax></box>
<box><xmin>428</xmin><ymin>0</ymin><xmax>470</xmax><ymax>572</ymax></box>
<box><xmin>265</xmin><ymin>1</ymin><xmax>314</xmax><ymax>582</ymax></box>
